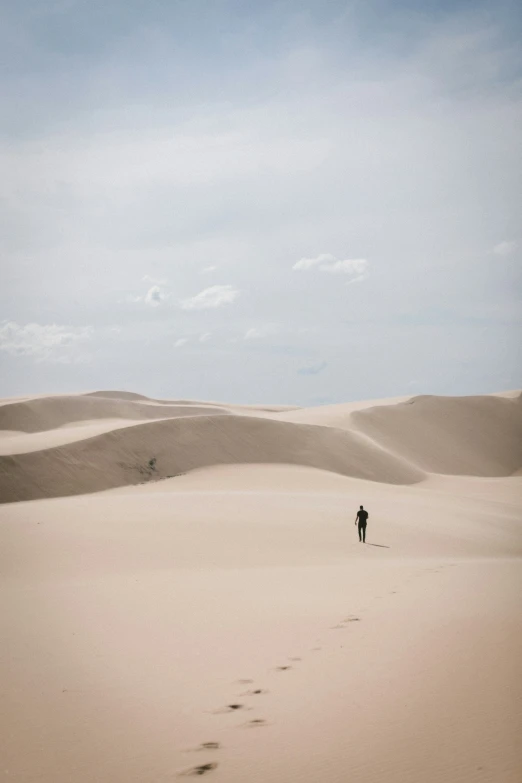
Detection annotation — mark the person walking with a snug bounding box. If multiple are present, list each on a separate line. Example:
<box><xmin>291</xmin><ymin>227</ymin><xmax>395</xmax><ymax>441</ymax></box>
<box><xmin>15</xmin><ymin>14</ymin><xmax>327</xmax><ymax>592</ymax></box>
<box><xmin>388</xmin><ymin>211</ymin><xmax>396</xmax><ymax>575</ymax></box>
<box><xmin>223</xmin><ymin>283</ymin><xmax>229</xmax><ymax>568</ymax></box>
<box><xmin>355</xmin><ymin>505</ymin><xmax>369</xmax><ymax>542</ymax></box>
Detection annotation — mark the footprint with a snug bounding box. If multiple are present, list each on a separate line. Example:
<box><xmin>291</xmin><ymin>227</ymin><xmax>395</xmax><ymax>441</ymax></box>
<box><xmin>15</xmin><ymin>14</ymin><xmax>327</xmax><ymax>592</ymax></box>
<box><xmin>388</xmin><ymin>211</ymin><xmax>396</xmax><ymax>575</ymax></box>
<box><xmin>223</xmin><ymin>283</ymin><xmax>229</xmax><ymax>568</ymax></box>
<box><xmin>241</xmin><ymin>688</ymin><xmax>268</xmax><ymax>696</ymax></box>
<box><xmin>212</xmin><ymin>703</ymin><xmax>247</xmax><ymax>714</ymax></box>
<box><xmin>185</xmin><ymin>742</ymin><xmax>221</xmax><ymax>753</ymax></box>
<box><xmin>288</xmin><ymin>657</ymin><xmax>301</xmax><ymax>661</ymax></box>
<box><xmin>331</xmin><ymin>616</ymin><xmax>361</xmax><ymax>629</ymax></box>
<box><xmin>244</xmin><ymin>718</ymin><xmax>269</xmax><ymax>728</ymax></box>
<box><xmin>236</xmin><ymin>679</ymin><xmax>253</xmax><ymax>685</ymax></box>
<box><xmin>179</xmin><ymin>762</ymin><xmax>218</xmax><ymax>776</ymax></box>
<box><xmin>275</xmin><ymin>665</ymin><xmax>291</xmax><ymax>671</ymax></box>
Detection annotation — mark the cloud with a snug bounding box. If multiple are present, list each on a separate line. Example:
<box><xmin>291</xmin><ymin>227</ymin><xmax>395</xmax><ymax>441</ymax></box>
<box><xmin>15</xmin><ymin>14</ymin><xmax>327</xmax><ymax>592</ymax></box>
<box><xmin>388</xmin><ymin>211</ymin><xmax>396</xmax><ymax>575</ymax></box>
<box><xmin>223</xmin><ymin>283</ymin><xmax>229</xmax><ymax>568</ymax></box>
<box><xmin>200</xmin><ymin>266</ymin><xmax>217</xmax><ymax>274</ymax></box>
<box><xmin>493</xmin><ymin>241</ymin><xmax>517</xmax><ymax>256</ymax></box>
<box><xmin>142</xmin><ymin>274</ymin><xmax>167</xmax><ymax>285</ymax></box>
<box><xmin>174</xmin><ymin>338</ymin><xmax>188</xmax><ymax>348</ymax></box>
<box><xmin>292</xmin><ymin>254</ymin><xmax>368</xmax><ymax>282</ymax></box>
<box><xmin>292</xmin><ymin>253</ymin><xmax>334</xmax><ymax>271</ymax></box>
<box><xmin>129</xmin><ymin>284</ymin><xmax>171</xmax><ymax>306</ymax></box>
<box><xmin>0</xmin><ymin>321</ymin><xmax>93</xmax><ymax>362</ymax></box>
<box><xmin>180</xmin><ymin>285</ymin><xmax>240</xmax><ymax>310</ymax></box>
<box><xmin>297</xmin><ymin>360</ymin><xmax>328</xmax><ymax>376</ymax></box>
<box><xmin>144</xmin><ymin>285</ymin><xmax>166</xmax><ymax>306</ymax></box>
<box><xmin>244</xmin><ymin>324</ymin><xmax>278</xmax><ymax>340</ymax></box>
<box><xmin>199</xmin><ymin>332</ymin><xmax>212</xmax><ymax>342</ymax></box>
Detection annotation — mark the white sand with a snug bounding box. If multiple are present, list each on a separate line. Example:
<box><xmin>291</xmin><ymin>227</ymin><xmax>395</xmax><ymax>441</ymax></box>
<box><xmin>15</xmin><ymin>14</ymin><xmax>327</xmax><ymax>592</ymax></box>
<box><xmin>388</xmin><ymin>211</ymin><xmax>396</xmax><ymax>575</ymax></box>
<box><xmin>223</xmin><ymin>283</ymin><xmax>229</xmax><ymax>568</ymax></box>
<box><xmin>0</xmin><ymin>390</ymin><xmax>521</xmax><ymax>782</ymax></box>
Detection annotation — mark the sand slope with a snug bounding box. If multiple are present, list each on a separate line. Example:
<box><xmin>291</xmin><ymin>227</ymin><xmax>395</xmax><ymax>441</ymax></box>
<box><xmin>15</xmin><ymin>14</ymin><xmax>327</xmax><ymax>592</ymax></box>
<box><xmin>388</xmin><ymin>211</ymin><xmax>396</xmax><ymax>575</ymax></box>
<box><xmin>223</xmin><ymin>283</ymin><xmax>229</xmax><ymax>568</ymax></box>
<box><xmin>1</xmin><ymin>390</ymin><xmax>521</xmax><ymax>503</ymax></box>
<box><xmin>1</xmin><ymin>462</ymin><xmax>521</xmax><ymax>783</ymax></box>
<box><xmin>352</xmin><ymin>394</ymin><xmax>522</xmax><ymax>476</ymax></box>
<box><xmin>0</xmin><ymin>414</ymin><xmax>425</xmax><ymax>503</ymax></box>
<box><xmin>0</xmin><ymin>394</ymin><xmax>234</xmax><ymax>433</ymax></box>
<box><xmin>1</xmin><ymin>390</ymin><xmax>521</xmax><ymax>782</ymax></box>
<box><xmin>277</xmin><ymin>393</ymin><xmax>522</xmax><ymax>476</ymax></box>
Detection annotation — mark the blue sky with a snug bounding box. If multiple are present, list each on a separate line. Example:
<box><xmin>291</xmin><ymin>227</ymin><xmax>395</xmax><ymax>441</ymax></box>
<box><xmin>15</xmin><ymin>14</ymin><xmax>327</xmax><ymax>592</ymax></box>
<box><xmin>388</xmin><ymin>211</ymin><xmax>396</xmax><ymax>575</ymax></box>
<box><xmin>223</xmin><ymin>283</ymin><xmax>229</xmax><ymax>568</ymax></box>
<box><xmin>1</xmin><ymin>0</ymin><xmax>521</xmax><ymax>403</ymax></box>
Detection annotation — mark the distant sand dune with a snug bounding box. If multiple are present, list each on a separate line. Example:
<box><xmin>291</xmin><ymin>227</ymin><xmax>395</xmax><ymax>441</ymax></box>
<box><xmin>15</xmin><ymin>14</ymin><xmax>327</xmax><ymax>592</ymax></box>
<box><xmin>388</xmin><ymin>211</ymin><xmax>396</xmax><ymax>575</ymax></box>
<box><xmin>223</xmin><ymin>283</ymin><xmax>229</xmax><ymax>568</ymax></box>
<box><xmin>352</xmin><ymin>394</ymin><xmax>522</xmax><ymax>476</ymax></box>
<box><xmin>274</xmin><ymin>395</ymin><xmax>412</xmax><ymax>428</ymax></box>
<box><xmin>0</xmin><ymin>395</ymin><xmax>232</xmax><ymax>434</ymax></box>
<box><xmin>84</xmin><ymin>389</ymin><xmax>298</xmax><ymax>412</ymax></box>
<box><xmin>0</xmin><ymin>414</ymin><xmax>425</xmax><ymax>503</ymax></box>
<box><xmin>0</xmin><ymin>390</ymin><xmax>521</xmax><ymax>504</ymax></box>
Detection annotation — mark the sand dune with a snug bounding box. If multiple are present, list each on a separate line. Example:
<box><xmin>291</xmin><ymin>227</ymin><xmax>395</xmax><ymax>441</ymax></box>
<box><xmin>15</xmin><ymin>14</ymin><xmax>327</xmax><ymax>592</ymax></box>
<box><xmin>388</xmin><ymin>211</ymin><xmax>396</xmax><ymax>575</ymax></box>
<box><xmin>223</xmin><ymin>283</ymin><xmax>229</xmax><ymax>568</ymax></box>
<box><xmin>0</xmin><ymin>418</ymin><xmax>157</xmax><ymax>455</ymax></box>
<box><xmin>84</xmin><ymin>389</ymin><xmax>156</xmax><ymax>401</ymax></box>
<box><xmin>0</xmin><ymin>394</ymin><xmax>235</xmax><ymax>434</ymax></box>
<box><xmin>352</xmin><ymin>393</ymin><xmax>522</xmax><ymax>476</ymax></box>
<box><xmin>1</xmin><ymin>459</ymin><xmax>521</xmax><ymax>783</ymax></box>
<box><xmin>1</xmin><ymin>389</ymin><xmax>521</xmax><ymax>782</ymax></box>
<box><xmin>1</xmin><ymin>390</ymin><xmax>521</xmax><ymax>503</ymax></box>
<box><xmin>85</xmin><ymin>389</ymin><xmax>298</xmax><ymax>412</ymax></box>
<box><xmin>0</xmin><ymin>413</ymin><xmax>425</xmax><ymax>503</ymax></box>
<box><xmin>277</xmin><ymin>393</ymin><xmax>522</xmax><ymax>475</ymax></box>
<box><xmin>274</xmin><ymin>394</ymin><xmax>413</xmax><ymax>426</ymax></box>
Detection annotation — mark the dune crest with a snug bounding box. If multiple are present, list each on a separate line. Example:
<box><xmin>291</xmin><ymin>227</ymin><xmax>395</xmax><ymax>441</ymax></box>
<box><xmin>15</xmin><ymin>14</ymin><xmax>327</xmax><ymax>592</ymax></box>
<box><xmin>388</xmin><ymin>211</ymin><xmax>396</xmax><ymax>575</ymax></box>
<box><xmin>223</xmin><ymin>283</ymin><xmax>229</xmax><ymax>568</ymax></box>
<box><xmin>0</xmin><ymin>394</ymin><xmax>232</xmax><ymax>434</ymax></box>
<box><xmin>0</xmin><ymin>414</ymin><xmax>424</xmax><ymax>503</ymax></box>
<box><xmin>0</xmin><ymin>390</ymin><xmax>520</xmax><ymax>504</ymax></box>
<box><xmin>351</xmin><ymin>394</ymin><xmax>522</xmax><ymax>476</ymax></box>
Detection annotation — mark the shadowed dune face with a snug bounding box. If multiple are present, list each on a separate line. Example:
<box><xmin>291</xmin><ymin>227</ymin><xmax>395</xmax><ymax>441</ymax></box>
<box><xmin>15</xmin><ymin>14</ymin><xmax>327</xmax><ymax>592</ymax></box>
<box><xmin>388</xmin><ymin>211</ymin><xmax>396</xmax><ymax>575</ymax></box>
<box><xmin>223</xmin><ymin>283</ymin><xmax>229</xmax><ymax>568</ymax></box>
<box><xmin>0</xmin><ymin>415</ymin><xmax>425</xmax><ymax>503</ymax></box>
<box><xmin>351</xmin><ymin>394</ymin><xmax>522</xmax><ymax>477</ymax></box>
<box><xmin>0</xmin><ymin>391</ymin><xmax>521</xmax><ymax>504</ymax></box>
<box><xmin>0</xmin><ymin>395</ymin><xmax>232</xmax><ymax>434</ymax></box>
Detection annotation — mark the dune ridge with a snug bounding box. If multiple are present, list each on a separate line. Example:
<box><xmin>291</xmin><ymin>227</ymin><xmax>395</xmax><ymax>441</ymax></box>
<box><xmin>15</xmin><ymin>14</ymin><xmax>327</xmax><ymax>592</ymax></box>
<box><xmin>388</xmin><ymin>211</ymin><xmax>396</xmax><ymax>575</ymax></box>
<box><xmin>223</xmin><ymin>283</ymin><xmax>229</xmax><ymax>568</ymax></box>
<box><xmin>351</xmin><ymin>393</ymin><xmax>522</xmax><ymax>476</ymax></box>
<box><xmin>0</xmin><ymin>394</ymin><xmax>233</xmax><ymax>434</ymax></box>
<box><xmin>85</xmin><ymin>389</ymin><xmax>298</xmax><ymax>411</ymax></box>
<box><xmin>1</xmin><ymin>390</ymin><xmax>522</xmax><ymax>504</ymax></box>
<box><xmin>0</xmin><ymin>414</ymin><xmax>425</xmax><ymax>503</ymax></box>
<box><xmin>1</xmin><ymin>390</ymin><xmax>521</xmax><ymax>504</ymax></box>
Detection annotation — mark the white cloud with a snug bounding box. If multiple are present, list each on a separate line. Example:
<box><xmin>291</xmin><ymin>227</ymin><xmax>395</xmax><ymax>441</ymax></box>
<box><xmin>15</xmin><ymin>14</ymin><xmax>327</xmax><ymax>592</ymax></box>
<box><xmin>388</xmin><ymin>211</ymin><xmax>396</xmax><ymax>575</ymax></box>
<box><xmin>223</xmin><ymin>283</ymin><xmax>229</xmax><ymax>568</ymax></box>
<box><xmin>200</xmin><ymin>266</ymin><xmax>217</xmax><ymax>274</ymax></box>
<box><xmin>292</xmin><ymin>254</ymin><xmax>368</xmax><ymax>282</ymax></box>
<box><xmin>0</xmin><ymin>321</ymin><xmax>93</xmax><ymax>362</ymax></box>
<box><xmin>244</xmin><ymin>324</ymin><xmax>278</xmax><ymax>340</ymax></box>
<box><xmin>129</xmin><ymin>284</ymin><xmax>170</xmax><ymax>306</ymax></box>
<box><xmin>143</xmin><ymin>274</ymin><xmax>167</xmax><ymax>285</ymax></box>
<box><xmin>174</xmin><ymin>338</ymin><xmax>188</xmax><ymax>348</ymax></box>
<box><xmin>493</xmin><ymin>241</ymin><xmax>517</xmax><ymax>256</ymax></box>
<box><xmin>180</xmin><ymin>285</ymin><xmax>240</xmax><ymax>310</ymax></box>
<box><xmin>319</xmin><ymin>259</ymin><xmax>367</xmax><ymax>277</ymax></box>
<box><xmin>199</xmin><ymin>332</ymin><xmax>212</xmax><ymax>342</ymax></box>
<box><xmin>292</xmin><ymin>253</ymin><xmax>335</xmax><ymax>270</ymax></box>
<box><xmin>144</xmin><ymin>285</ymin><xmax>165</xmax><ymax>306</ymax></box>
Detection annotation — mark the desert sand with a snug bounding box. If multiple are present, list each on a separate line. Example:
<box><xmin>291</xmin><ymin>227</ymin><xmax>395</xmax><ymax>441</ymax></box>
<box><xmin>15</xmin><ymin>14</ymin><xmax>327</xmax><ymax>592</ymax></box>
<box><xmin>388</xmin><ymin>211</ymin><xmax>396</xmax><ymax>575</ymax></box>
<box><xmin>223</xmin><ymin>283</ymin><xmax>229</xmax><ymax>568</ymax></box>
<box><xmin>0</xmin><ymin>390</ymin><xmax>521</xmax><ymax>782</ymax></box>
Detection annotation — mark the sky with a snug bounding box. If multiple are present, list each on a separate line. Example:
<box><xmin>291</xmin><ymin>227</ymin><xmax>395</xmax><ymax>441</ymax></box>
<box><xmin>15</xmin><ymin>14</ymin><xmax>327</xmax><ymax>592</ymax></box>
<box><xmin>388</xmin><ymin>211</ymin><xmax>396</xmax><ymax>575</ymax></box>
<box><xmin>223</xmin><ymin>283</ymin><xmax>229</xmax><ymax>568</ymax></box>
<box><xmin>1</xmin><ymin>0</ymin><xmax>521</xmax><ymax>405</ymax></box>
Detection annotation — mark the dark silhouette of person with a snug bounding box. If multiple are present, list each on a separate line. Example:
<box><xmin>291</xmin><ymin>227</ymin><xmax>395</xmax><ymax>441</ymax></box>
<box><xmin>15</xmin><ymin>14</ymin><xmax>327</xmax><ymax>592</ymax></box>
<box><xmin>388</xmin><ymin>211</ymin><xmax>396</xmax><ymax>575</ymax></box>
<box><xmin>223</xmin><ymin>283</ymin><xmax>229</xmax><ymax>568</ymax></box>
<box><xmin>355</xmin><ymin>505</ymin><xmax>369</xmax><ymax>542</ymax></box>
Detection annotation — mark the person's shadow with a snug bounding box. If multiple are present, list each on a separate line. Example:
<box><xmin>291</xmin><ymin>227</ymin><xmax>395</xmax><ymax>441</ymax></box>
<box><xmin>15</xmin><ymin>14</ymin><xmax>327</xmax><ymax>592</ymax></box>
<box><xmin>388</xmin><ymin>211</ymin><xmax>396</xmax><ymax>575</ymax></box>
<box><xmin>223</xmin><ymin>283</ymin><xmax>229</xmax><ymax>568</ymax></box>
<box><xmin>366</xmin><ymin>543</ymin><xmax>390</xmax><ymax>548</ymax></box>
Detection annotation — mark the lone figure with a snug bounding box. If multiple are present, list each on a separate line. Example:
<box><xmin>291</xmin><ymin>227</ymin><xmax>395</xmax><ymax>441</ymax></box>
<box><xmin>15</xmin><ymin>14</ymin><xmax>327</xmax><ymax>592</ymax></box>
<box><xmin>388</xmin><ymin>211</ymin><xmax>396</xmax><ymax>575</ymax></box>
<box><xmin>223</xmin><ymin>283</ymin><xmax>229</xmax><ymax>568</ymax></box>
<box><xmin>355</xmin><ymin>505</ymin><xmax>369</xmax><ymax>543</ymax></box>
